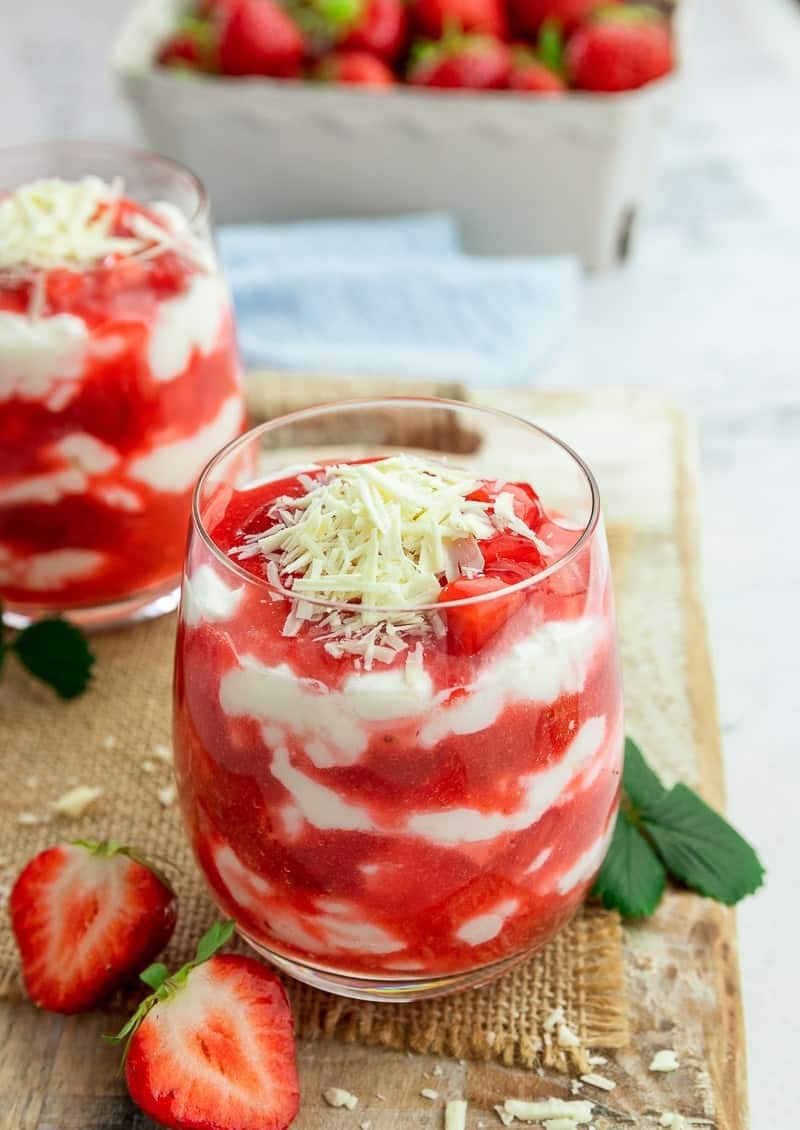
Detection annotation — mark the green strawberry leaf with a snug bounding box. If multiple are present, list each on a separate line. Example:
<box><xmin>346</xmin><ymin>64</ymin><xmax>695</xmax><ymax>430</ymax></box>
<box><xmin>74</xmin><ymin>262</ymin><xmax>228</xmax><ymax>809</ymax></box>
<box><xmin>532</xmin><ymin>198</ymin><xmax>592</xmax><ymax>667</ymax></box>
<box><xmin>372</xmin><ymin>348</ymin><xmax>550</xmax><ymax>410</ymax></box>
<box><xmin>538</xmin><ymin>19</ymin><xmax>565</xmax><ymax>75</ymax></box>
<box><xmin>592</xmin><ymin>810</ymin><xmax>667</xmax><ymax>918</ymax></box>
<box><xmin>641</xmin><ymin>784</ymin><xmax>765</xmax><ymax>905</ymax></box>
<box><xmin>12</xmin><ymin>617</ymin><xmax>95</xmax><ymax>700</ymax></box>
<box><xmin>196</xmin><ymin>919</ymin><xmax>236</xmax><ymax>963</ymax></box>
<box><xmin>140</xmin><ymin>963</ymin><xmax>170</xmax><ymax>992</ymax></box>
<box><xmin>623</xmin><ymin>735</ymin><xmax>668</xmax><ymax>813</ymax></box>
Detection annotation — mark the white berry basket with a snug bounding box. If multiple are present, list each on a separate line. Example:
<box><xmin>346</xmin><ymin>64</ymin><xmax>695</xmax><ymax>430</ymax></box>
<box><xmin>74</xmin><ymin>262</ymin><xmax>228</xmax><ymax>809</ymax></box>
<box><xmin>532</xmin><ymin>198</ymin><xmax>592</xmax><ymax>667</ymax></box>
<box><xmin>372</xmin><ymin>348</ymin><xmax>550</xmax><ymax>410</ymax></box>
<box><xmin>113</xmin><ymin>0</ymin><xmax>682</xmax><ymax>269</ymax></box>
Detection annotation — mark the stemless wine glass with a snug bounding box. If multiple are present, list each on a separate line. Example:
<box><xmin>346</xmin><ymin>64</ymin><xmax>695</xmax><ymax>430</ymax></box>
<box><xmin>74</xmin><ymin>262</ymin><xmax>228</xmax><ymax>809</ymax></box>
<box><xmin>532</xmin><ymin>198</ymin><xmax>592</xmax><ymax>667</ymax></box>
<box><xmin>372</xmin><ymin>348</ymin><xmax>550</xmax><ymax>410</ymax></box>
<box><xmin>0</xmin><ymin>142</ymin><xmax>245</xmax><ymax>629</ymax></box>
<box><xmin>173</xmin><ymin>399</ymin><xmax>623</xmax><ymax>1001</ymax></box>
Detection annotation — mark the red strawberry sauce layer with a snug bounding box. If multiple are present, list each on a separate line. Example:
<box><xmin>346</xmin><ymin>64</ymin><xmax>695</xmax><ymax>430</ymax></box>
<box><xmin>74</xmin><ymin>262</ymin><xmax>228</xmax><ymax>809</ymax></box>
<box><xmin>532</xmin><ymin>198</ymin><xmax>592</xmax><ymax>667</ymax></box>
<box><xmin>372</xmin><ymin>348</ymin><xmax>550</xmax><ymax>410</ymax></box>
<box><xmin>174</xmin><ymin>466</ymin><xmax>623</xmax><ymax>977</ymax></box>
<box><xmin>0</xmin><ymin>197</ymin><xmax>244</xmax><ymax>612</ymax></box>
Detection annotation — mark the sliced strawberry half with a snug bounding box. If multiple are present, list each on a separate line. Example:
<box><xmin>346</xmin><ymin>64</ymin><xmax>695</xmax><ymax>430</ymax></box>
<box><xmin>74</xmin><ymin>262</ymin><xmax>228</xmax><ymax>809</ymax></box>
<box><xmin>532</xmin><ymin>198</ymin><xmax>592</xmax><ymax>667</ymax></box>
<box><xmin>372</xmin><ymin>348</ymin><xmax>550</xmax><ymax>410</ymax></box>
<box><xmin>10</xmin><ymin>840</ymin><xmax>177</xmax><ymax>1014</ymax></box>
<box><xmin>439</xmin><ymin>575</ymin><xmax>523</xmax><ymax>654</ymax></box>
<box><xmin>110</xmin><ymin>922</ymin><xmax>300</xmax><ymax>1130</ymax></box>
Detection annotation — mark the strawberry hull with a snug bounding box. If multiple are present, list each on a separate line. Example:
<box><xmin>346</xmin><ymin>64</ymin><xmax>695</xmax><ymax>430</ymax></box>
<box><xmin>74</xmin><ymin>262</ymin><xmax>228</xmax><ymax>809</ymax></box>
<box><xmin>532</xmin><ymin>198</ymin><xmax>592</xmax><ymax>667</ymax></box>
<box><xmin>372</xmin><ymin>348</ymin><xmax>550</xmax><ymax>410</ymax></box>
<box><xmin>174</xmin><ymin>460</ymin><xmax>624</xmax><ymax>992</ymax></box>
<box><xmin>0</xmin><ymin>198</ymin><xmax>244</xmax><ymax>624</ymax></box>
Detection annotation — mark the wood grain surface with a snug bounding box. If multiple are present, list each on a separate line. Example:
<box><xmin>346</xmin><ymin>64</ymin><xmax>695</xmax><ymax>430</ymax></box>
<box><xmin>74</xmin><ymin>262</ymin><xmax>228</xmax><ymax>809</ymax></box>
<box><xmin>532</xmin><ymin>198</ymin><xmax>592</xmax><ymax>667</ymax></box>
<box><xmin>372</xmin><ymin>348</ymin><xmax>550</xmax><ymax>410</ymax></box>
<box><xmin>0</xmin><ymin>384</ymin><xmax>748</xmax><ymax>1130</ymax></box>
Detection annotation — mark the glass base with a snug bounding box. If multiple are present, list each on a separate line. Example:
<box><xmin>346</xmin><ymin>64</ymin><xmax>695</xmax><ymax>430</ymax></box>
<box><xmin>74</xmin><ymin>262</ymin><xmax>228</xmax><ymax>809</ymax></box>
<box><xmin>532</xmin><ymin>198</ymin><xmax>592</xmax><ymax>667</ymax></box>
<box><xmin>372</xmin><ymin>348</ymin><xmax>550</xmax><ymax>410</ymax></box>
<box><xmin>237</xmin><ymin>928</ymin><xmax>532</xmax><ymax>1002</ymax></box>
<box><xmin>1</xmin><ymin>579</ymin><xmax>181</xmax><ymax>633</ymax></box>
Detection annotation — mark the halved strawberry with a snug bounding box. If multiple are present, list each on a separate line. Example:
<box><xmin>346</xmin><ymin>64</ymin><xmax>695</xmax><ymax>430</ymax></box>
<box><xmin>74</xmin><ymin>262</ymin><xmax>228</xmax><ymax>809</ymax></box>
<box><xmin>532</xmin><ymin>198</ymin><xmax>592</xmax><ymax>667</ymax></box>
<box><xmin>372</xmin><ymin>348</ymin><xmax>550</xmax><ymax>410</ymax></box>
<box><xmin>439</xmin><ymin>575</ymin><xmax>522</xmax><ymax>654</ymax></box>
<box><xmin>110</xmin><ymin>922</ymin><xmax>300</xmax><ymax>1130</ymax></box>
<box><xmin>407</xmin><ymin>33</ymin><xmax>511</xmax><ymax>89</ymax></box>
<box><xmin>10</xmin><ymin>841</ymin><xmax>177</xmax><ymax>1014</ymax></box>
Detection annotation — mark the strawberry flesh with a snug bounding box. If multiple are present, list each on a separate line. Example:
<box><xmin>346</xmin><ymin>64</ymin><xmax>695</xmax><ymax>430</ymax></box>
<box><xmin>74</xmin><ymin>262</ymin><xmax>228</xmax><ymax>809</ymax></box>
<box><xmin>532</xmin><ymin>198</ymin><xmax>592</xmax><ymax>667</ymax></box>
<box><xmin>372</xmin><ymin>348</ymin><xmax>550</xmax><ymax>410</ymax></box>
<box><xmin>10</xmin><ymin>843</ymin><xmax>176</xmax><ymax>1014</ymax></box>
<box><xmin>439</xmin><ymin>574</ymin><xmax>523</xmax><ymax>654</ymax></box>
<box><xmin>125</xmin><ymin>954</ymin><xmax>299</xmax><ymax>1130</ymax></box>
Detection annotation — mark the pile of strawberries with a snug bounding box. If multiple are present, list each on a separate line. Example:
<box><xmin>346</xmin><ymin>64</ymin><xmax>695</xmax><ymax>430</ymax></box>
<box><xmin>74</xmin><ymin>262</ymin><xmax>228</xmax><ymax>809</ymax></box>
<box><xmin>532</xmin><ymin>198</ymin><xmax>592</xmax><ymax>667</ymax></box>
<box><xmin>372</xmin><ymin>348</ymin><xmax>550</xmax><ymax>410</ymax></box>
<box><xmin>157</xmin><ymin>0</ymin><xmax>675</xmax><ymax>93</ymax></box>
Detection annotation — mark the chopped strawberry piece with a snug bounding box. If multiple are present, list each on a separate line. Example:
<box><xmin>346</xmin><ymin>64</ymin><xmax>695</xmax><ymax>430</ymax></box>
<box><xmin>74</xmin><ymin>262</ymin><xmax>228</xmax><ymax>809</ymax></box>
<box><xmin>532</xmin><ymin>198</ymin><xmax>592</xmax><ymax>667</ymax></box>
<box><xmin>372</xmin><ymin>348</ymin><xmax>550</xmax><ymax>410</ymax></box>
<box><xmin>10</xmin><ymin>842</ymin><xmax>176</xmax><ymax>1014</ymax></box>
<box><xmin>45</xmin><ymin>269</ymin><xmax>87</xmax><ymax>312</ymax></box>
<box><xmin>218</xmin><ymin>0</ymin><xmax>306</xmax><ymax>78</ymax></box>
<box><xmin>439</xmin><ymin>574</ymin><xmax>521</xmax><ymax>654</ymax></box>
<box><xmin>481</xmin><ymin>532</ymin><xmax>544</xmax><ymax>577</ymax></box>
<box><xmin>115</xmin><ymin>925</ymin><xmax>300</xmax><ymax>1130</ymax></box>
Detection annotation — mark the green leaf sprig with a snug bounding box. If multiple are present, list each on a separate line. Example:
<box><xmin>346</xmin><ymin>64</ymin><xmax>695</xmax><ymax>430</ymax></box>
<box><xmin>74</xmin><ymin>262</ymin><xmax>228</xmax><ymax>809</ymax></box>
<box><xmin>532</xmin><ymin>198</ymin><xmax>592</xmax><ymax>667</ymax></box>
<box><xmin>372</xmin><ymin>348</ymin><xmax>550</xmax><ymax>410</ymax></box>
<box><xmin>592</xmin><ymin>737</ymin><xmax>765</xmax><ymax>918</ymax></box>
<box><xmin>0</xmin><ymin>602</ymin><xmax>95</xmax><ymax>699</ymax></box>
<box><xmin>106</xmin><ymin>921</ymin><xmax>236</xmax><ymax>1058</ymax></box>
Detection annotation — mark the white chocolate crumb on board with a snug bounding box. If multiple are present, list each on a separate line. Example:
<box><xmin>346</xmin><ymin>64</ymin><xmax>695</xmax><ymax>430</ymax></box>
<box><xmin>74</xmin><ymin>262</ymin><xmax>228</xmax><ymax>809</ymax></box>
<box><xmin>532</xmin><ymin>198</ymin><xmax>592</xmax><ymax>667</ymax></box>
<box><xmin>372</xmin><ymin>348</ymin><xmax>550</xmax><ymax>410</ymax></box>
<box><xmin>544</xmin><ymin>1006</ymin><xmax>565</xmax><ymax>1031</ymax></box>
<box><xmin>421</xmin><ymin>1088</ymin><xmax>439</xmax><ymax>1100</ymax></box>
<box><xmin>504</xmin><ymin>1098</ymin><xmax>594</xmax><ymax>1124</ymax></box>
<box><xmin>495</xmin><ymin>1104</ymin><xmax>514</xmax><ymax>1126</ymax></box>
<box><xmin>157</xmin><ymin>784</ymin><xmax>177</xmax><ymax>808</ymax></box>
<box><xmin>323</xmin><ymin>1087</ymin><xmax>358</xmax><ymax>1110</ymax></box>
<box><xmin>659</xmin><ymin>1114</ymin><xmax>689</xmax><ymax>1129</ymax></box>
<box><xmin>445</xmin><ymin>1099</ymin><xmax>468</xmax><ymax>1130</ymax></box>
<box><xmin>587</xmin><ymin>1055</ymin><xmax>607</xmax><ymax>1066</ymax></box>
<box><xmin>650</xmin><ymin>1049</ymin><xmax>681</xmax><ymax>1073</ymax></box>
<box><xmin>544</xmin><ymin>1120</ymin><xmax>584</xmax><ymax>1130</ymax></box>
<box><xmin>102</xmin><ymin>734</ymin><xmax>118</xmax><ymax>750</ymax></box>
<box><xmin>51</xmin><ymin>785</ymin><xmax>102</xmax><ymax>819</ymax></box>
<box><xmin>360</xmin><ymin>1122</ymin><xmax>372</xmax><ymax>1130</ymax></box>
<box><xmin>579</xmin><ymin>1073</ymin><xmax>616</xmax><ymax>1092</ymax></box>
<box><xmin>152</xmin><ymin>743</ymin><xmax>173</xmax><ymax>764</ymax></box>
<box><xmin>24</xmin><ymin>775</ymin><xmax>38</xmax><ymax>788</ymax></box>
<box><xmin>557</xmin><ymin>1023</ymin><xmax>581</xmax><ymax>1049</ymax></box>
<box><xmin>17</xmin><ymin>812</ymin><xmax>41</xmax><ymax>825</ymax></box>
<box><xmin>433</xmin><ymin>1064</ymin><xmax>444</xmax><ymax>1076</ymax></box>
<box><xmin>141</xmin><ymin>760</ymin><xmax>157</xmax><ymax>775</ymax></box>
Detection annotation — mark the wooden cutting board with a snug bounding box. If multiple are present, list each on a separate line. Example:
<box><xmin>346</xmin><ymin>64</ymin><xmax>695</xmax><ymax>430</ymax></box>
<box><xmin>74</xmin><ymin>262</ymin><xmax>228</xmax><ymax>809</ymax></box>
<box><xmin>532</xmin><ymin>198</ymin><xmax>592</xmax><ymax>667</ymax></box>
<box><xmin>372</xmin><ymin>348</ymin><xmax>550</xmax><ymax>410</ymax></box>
<box><xmin>0</xmin><ymin>382</ymin><xmax>747</xmax><ymax>1130</ymax></box>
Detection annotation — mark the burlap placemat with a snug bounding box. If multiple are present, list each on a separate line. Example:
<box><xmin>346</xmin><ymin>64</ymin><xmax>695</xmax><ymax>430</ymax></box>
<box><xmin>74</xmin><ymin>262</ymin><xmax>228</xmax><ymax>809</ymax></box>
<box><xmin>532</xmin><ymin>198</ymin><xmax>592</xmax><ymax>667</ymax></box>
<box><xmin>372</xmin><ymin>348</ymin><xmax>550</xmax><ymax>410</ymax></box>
<box><xmin>0</xmin><ymin>608</ymin><xmax>626</xmax><ymax>1072</ymax></box>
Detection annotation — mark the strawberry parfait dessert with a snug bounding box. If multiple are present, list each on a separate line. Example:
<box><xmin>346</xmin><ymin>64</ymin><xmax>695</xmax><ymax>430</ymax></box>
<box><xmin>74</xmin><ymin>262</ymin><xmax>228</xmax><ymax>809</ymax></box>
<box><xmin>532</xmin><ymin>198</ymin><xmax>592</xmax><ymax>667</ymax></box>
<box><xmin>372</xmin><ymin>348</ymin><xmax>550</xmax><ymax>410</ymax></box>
<box><xmin>174</xmin><ymin>400</ymin><xmax>623</xmax><ymax>999</ymax></box>
<box><xmin>0</xmin><ymin>143</ymin><xmax>244</xmax><ymax>628</ymax></box>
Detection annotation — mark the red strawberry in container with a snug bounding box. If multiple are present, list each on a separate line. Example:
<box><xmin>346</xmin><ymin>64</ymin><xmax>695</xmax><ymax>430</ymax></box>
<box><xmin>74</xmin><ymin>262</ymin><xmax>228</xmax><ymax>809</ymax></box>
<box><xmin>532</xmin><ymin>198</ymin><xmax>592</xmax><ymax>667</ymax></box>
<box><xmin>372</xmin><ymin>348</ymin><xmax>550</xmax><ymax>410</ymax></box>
<box><xmin>312</xmin><ymin>50</ymin><xmax>397</xmax><ymax>83</ymax></box>
<box><xmin>509</xmin><ymin>46</ymin><xmax>565</xmax><ymax>91</ymax></box>
<box><xmin>10</xmin><ymin>840</ymin><xmax>176</xmax><ymax>1014</ymax></box>
<box><xmin>410</xmin><ymin>0</ymin><xmax>508</xmax><ymax>41</ymax></box>
<box><xmin>157</xmin><ymin>17</ymin><xmax>217</xmax><ymax>71</ymax></box>
<box><xmin>109</xmin><ymin>922</ymin><xmax>300</xmax><ymax>1130</ymax></box>
<box><xmin>511</xmin><ymin>0</ymin><xmax>616</xmax><ymax>38</ymax></box>
<box><xmin>339</xmin><ymin>0</ymin><xmax>409</xmax><ymax>62</ymax></box>
<box><xmin>567</xmin><ymin>5</ymin><xmax>673</xmax><ymax>91</ymax></box>
<box><xmin>217</xmin><ymin>0</ymin><xmax>307</xmax><ymax>77</ymax></box>
<box><xmin>408</xmin><ymin>34</ymin><xmax>511</xmax><ymax>89</ymax></box>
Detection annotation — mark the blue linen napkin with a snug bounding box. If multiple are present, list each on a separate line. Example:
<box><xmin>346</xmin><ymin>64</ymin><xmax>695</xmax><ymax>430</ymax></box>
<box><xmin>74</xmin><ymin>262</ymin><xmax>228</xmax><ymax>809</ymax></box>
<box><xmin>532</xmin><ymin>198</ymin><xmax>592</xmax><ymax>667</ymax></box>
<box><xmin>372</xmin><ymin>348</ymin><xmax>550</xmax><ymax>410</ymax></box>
<box><xmin>217</xmin><ymin>215</ymin><xmax>581</xmax><ymax>387</ymax></box>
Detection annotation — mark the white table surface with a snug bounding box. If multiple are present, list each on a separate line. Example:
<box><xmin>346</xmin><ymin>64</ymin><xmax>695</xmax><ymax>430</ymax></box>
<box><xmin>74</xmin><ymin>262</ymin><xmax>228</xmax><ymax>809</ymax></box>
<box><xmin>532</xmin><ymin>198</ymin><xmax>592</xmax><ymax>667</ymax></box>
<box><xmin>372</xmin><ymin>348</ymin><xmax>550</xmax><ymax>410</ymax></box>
<box><xmin>3</xmin><ymin>1</ymin><xmax>798</xmax><ymax>1125</ymax></box>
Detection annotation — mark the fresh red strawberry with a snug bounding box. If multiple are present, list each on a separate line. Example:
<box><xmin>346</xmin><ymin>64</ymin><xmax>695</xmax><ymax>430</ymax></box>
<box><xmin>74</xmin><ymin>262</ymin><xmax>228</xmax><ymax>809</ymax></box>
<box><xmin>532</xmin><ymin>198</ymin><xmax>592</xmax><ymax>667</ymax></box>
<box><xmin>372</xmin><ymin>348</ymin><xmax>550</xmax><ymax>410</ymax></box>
<box><xmin>439</xmin><ymin>574</ymin><xmax>523</xmax><ymax>654</ymax></box>
<box><xmin>509</xmin><ymin>51</ymin><xmax>565</xmax><ymax>91</ymax></box>
<box><xmin>111</xmin><ymin>922</ymin><xmax>300</xmax><ymax>1130</ymax></box>
<box><xmin>157</xmin><ymin>15</ymin><xmax>218</xmax><ymax>70</ymax></box>
<box><xmin>511</xmin><ymin>0</ymin><xmax>615</xmax><ymax>37</ymax></box>
<box><xmin>567</xmin><ymin>6</ymin><xmax>673</xmax><ymax>91</ymax></box>
<box><xmin>10</xmin><ymin>841</ymin><xmax>176</xmax><ymax>1014</ymax></box>
<box><xmin>218</xmin><ymin>0</ymin><xmax>306</xmax><ymax>77</ymax></box>
<box><xmin>313</xmin><ymin>50</ymin><xmax>396</xmax><ymax>84</ymax></box>
<box><xmin>408</xmin><ymin>34</ymin><xmax>511</xmax><ymax>89</ymax></box>
<box><xmin>410</xmin><ymin>0</ymin><xmax>507</xmax><ymax>42</ymax></box>
<box><xmin>340</xmin><ymin>0</ymin><xmax>408</xmax><ymax>61</ymax></box>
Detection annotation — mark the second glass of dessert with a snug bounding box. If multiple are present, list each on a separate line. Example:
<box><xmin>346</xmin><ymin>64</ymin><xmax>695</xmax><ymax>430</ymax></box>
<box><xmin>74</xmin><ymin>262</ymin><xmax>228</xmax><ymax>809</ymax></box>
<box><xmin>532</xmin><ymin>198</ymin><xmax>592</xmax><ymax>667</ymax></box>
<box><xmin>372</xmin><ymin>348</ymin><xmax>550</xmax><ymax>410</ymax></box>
<box><xmin>0</xmin><ymin>142</ymin><xmax>244</xmax><ymax>628</ymax></box>
<box><xmin>174</xmin><ymin>399</ymin><xmax>623</xmax><ymax>1000</ymax></box>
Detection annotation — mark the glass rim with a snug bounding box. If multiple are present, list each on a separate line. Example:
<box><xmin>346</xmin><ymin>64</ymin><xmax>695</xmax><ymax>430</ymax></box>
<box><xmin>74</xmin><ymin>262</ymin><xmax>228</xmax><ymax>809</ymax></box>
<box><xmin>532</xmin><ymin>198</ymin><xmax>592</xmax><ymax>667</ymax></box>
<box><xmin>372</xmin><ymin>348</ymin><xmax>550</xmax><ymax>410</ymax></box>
<box><xmin>0</xmin><ymin>139</ymin><xmax>209</xmax><ymax>274</ymax></box>
<box><xmin>191</xmin><ymin>396</ymin><xmax>602</xmax><ymax>614</ymax></box>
